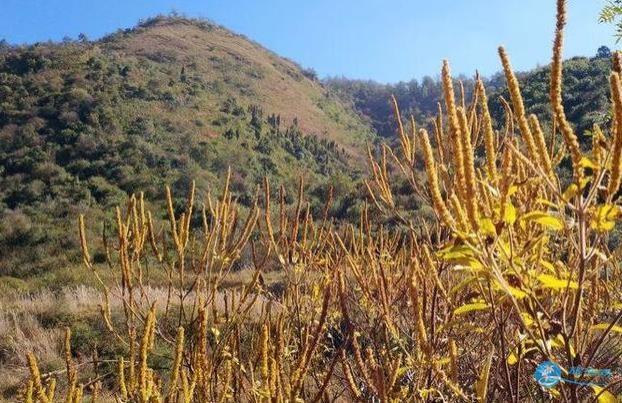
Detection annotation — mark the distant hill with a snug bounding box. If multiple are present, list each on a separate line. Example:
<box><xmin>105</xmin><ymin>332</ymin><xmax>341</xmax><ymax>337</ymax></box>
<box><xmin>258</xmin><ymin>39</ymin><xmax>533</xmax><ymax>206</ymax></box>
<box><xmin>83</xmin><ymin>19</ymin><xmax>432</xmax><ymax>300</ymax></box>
<box><xmin>327</xmin><ymin>51</ymin><xmax>613</xmax><ymax>140</ymax></box>
<box><xmin>0</xmin><ymin>16</ymin><xmax>375</xmax><ymax>280</ymax></box>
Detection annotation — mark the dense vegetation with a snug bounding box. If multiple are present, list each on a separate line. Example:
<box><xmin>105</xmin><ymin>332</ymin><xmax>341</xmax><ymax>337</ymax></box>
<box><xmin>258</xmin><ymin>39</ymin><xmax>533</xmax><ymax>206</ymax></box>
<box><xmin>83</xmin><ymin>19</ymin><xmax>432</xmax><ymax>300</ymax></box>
<box><xmin>5</xmin><ymin>2</ymin><xmax>622</xmax><ymax>400</ymax></box>
<box><xmin>327</xmin><ymin>48</ymin><xmax>614</xmax><ymax>141</ymax></box>
<box><xmin>16</xmin><ymin>1</ymin><xmax>622</xmax><ymax>400</ymax></box>
<box><xmin>0</xmin><ymin>14</ymin><xmax>616</xmax><ymax>284</ymax></box>
<box><xmin>0</xmin><ymin>16</ymin><xmax>374</xmax><ymax>282</ymax></box>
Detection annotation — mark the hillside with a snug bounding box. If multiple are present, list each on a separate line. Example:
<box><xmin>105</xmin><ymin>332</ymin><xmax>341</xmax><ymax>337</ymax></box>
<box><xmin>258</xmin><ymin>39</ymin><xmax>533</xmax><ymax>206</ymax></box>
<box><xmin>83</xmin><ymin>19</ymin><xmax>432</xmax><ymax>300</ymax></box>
<box><xmin>327</xmin><ymin>49</ymin><xmax>613</xmax><ymax>140</ymax></box>
<box><xmin>0</xmin><ymin>16</ymin><xmax>375</xmax><ymax>281</ymax></box>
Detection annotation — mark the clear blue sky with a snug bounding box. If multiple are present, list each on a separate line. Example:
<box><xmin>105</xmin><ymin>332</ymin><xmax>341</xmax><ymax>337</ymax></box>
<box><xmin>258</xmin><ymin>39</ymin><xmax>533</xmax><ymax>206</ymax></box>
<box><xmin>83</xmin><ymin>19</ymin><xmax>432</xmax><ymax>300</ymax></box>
<box><xmin>0</xmin><ymin>0</ymin><xmax>615</xmax><ymax>83</ymax></box>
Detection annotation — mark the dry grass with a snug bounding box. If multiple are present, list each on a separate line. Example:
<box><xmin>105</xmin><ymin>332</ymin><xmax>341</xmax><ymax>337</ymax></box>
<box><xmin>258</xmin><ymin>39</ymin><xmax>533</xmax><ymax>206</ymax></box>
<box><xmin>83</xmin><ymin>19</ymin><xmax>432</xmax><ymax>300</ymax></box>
<box><xmin>112</xmin><ymin>17</ymin><xmax>372</xmax><ymax>160</ymax></box>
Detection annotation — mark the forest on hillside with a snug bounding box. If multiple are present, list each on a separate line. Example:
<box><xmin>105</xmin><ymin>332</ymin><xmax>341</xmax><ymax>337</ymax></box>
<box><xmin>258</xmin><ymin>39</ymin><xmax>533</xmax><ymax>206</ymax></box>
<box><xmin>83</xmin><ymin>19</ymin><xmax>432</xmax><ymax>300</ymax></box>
<box><xmin>327</xmin><ymin>46</ymin><xmax>614</xmax><ymax>140</ymax></box>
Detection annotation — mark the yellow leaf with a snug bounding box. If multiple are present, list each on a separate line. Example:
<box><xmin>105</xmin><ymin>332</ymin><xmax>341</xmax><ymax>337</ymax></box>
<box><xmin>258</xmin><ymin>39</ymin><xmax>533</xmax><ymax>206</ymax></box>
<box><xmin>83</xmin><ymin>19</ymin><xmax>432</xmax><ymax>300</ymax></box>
<box><xmin>437</xmin><ymin>244</ymin><xmax>477</xmax><ymax>260</ymax></box>
<box><xmin>549</xmin><ymin>334</ymin><xmax>564</xmax><ymax>349</ymax></box>
<box><xmin>536</xmin><ymin>198</ymin><xmax>559</xmax><ymax>209</ymax></box>
<box><xmin>507</xmin><ymin>351</ymin><xmax>518</xmax><ymax>365</ymax></box>
<box><xmin>438</xmin><ymin>245</ymin><xmax>484</xmax><ymax>270</ymax></box>
<box><xmin>453</xmin><ymin>302</ymin><xmax>490</xmax><ymax>315</ymax></box>
<box><xmin>479</xmin><ymin>218</ymin><xmax>496</xmax><ymax>236</ymax></box>
<box><xmin>493</xmin><ymin>280</ymin><xmax>527</xmax><ymax>299</ymax></box>
<box><xmin>520</xmin><ymin>312</ymin><xmax>534</xmax><ymax>327</ymax></box>
<box><xmin>540</xmin><ymin>260</ymin><xmax>555</xmax><ymax>272</ymax></box>
<box><xmin>537</xmin><ymin>274</ymin><xmax>578</xmax><ymax>290</ymax></box>
<box><xmin>591</xmin><ymin>385</ymin><xmax>617</xmax><ymax>403</ymax></box>
<box><xmin>503</xmin><ymin>202</ymin><xmax>517</xmax><ymax>225</ymax></box>
<box><xmin>521</xmin><ymin>211</ymin><xmax>564</xmax><ymax>231</ymax></box>
<box><xmin>578</xmin><ymin>156</ymin><xmax>597</xmax><ymax>169</ymax></box>
<box><xmin>563</xmin><ymin>183</ymin><xmax>579</xmax><ymax>201</ymax></box>
<box><xmin>449</xmin><ymin>277</ymin><xmax>476</xmax><ymax>295</ymax></box>
<box><xmin>507</xmin><ymin>346</ymin><xmax>537</xmax><ymax>366</ymax></box>
<box><xmin>475</xmin><ymin>349</ymin><xmax>493</xmax><ymax>402</ymax></box>
<box><xmin>591</xmin><ymin>323</ymin><xmax>622</xmax><ymax>333</ymax></box>
<box><xmin>210</xmin><ymin>327</ymin><xmax>220</xmax><ymax>338</ymax></box>
<box><xmin>590</xmin><ymin>204</ymin><xmax>620</xmax><ymax>233</ymax></box>
<box><xmin>452</xmin><ymin>257</ymin><xmax>484</xmax><ymax>271</ymax></box>
<box><xmin>506</xmin><ymin>284</ymin><xmax>527</xmax><ymax>299</ymax></box>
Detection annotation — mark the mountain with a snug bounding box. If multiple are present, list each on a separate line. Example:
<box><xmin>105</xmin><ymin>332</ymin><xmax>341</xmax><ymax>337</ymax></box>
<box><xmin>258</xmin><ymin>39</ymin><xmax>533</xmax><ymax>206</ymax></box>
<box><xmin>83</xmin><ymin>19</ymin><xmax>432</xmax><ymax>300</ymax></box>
<box><xmin>327</xmin><ymin>51</ymin><xmax>613</xmax><ymax>140</ymax></box>
<box><xmin>0</xmin><ymin>16</ymin><xmax>375</xmax><ymax>281</ymax></box>
<box><xmin>0</xmin><ymin>13</ymin><xmax>613</xmax><ymax>284</ymax></box>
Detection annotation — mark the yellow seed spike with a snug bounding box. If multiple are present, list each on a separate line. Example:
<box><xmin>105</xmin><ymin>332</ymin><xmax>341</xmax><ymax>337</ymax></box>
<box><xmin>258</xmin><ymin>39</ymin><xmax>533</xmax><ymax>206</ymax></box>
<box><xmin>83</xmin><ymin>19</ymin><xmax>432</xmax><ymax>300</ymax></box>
<box><xmin>411</xmin><ymin>278</ymin><xmax>429</xmax><ymax>354</ymax></box>
<box><xmin>260</xmin><ymin>323</ymin><xmax>269</xmax><ymax>383</ymax></box>
<box><xmin>391</xmin><ymin>95</ymin><xmax>412</xmax><ymax>165</ymax></box>
<box><xmin>442</xmin><ymin>60</ymin><xmax>467</xmax><ymax>202</ymax></box>
<box><xmin>387</xmin><ymin>354</ymin><xmax>402</xmax><ymax>392</ymax></box>
<box><xmin>457</xmin><ymin>107</ymin><xmax>479</xmax><ymax>230</ymax></box>
<box><xmin>420</xmin><ymin>128</ymin><xmax>455</xmax><ymax>229</ymax></box>
<box><xmin>165</xmin><ymin>185</ymin><xmax>180</xmax><ymax>250</ymax></box>
<box><xmin>46</xmin><ymin>378</ymin><xmax>56</xmax><ymax>402</ymax></box>
<box><xmin>73</xmin><ymin>384</ymin><xmax>83</xmax><ymax>402</ymax></box>
<box><xmin>459</xmin><ymin>80</ymin><xmax>466</xmax><ymax>111</ymax></box>
<box><xmin>499</xmin><ymin>146</ymin><xmax>514</xmax><ymax>222</ymax></box>
<box><xmin>449</xmin><ymin>340</ymin><xmax>458</xmax><ymax>381</ymax></box>
<box><xmin>78</xmin><ymin>215</ymin><xmax>90</xmax><ymax>266</ymax></box>
<box><xmin>449</xmin><ymin>193</ymin><xmax>469</xmax><ymax>233</ymax></box>
<box><xmin>498</xmin><ymin>47</ymin><xmax>539</xmax><ymax>166</ymax></box>
<box><xmin>593</xmin><ymin>124</ymin><xmax>605</xmax><ymax>179</ymax></box>
<box><xmin>351</xmin><ymin>335</ymin><xmax>377</xmax><ymax>396</ymax></box>
<box><xmin>91</xmin><ymin>381</ymin><xmax>99</xmax><ymax>403</ymax></box>
<box><xmin>614</xmin><ymin>51</ymin><xmax>622</xmax><ymax>74</ymax></box>
<box><xmin>64</xmin><ymin>327</ymin><xmax>77</xmax><ymax>403</ymax></box>
<box><xmin>476</xmin><ymin>79</ymin><xmax>498</xmax><ymax>181</ymax></box>
<box><xmin>409</xmin><ymin>115</ymin><xmax>417</xmax><ymax>164</ymax></box>
<box><xmin>269</xmin><ymin>356</ymin><xmax>277</xmax><ymax>398</ymax></box>
<box><xmin>434</xmin><ymin>104</ymin><xmax>446</xmax><ymax>165</ymax></box>
<box><xmin>550</xmin><ymin>0</ymin><xmax>583</xmax><ymax>180</ymax></box>
<box><xmin>609</xmin><ymin>72</ymin><xmax>622</xmax><ymax>198</ymax></box>
<box><xmin>528</xmin><ymin>114</ymin><xmax>553</xmax><ymax>175</ymax></box>
<box><xmin>119</xmin><ymin>357</ymin><xmax>128</xmax><ymax>399</ymax></box>
<box><xmin>139</xmin><ymin>306</ymin><xmax>157</xmax><ymax>402</ymax></box>
<box><xmin>24</xmin><ymin>379</ymin><xmax>34</xmax><ymax>403</ymax></box>
<box><xmin>26</xmin><ymin>352</ymin><xmax>50</xmax><ymax>403</ymax></box>
<box><xmin>340</xmin><ymin>350</ymin><xmax>361</xmax><ymax>399</ymax></box>
<box><xmin>168</xmin><ymin>327</ymin><xmax>184</xmax><ymax>398</ymax></box>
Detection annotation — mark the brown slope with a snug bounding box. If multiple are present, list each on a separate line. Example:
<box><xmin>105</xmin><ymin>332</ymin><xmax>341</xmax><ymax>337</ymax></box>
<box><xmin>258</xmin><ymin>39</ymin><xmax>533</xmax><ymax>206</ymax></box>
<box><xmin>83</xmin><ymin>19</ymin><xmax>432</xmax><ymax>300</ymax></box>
<box><xmin>103</xmin><ymin>17</ymin><xmax>374</xmax><ymax>158</ymax></box>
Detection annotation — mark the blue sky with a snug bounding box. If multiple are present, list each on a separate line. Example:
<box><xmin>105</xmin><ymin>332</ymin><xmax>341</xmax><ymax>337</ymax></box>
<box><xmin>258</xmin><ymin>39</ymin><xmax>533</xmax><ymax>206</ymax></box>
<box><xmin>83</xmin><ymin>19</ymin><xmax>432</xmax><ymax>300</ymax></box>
<box><xmin>0</xmin><ymin>0</ymin><xmax>615</xmax><ymax>83</ymax></box>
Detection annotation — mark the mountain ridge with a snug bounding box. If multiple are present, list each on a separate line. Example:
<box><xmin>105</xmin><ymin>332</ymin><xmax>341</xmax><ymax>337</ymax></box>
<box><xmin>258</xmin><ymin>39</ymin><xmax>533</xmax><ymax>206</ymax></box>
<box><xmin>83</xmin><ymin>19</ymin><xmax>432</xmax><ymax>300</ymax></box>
<box><xmin>0</xmin><ymin>15</ymin><xmax>375</xmax><ymax>279</ymax></box>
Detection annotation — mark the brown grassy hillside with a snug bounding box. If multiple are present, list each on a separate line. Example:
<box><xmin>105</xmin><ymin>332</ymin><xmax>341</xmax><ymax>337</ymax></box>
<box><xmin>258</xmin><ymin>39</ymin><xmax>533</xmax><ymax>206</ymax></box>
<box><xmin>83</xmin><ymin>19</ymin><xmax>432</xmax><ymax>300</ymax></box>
<box><xmin>102</xmin><ymin>16</ymin><xmax>373</xmax><ymax>156</ymax></box>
